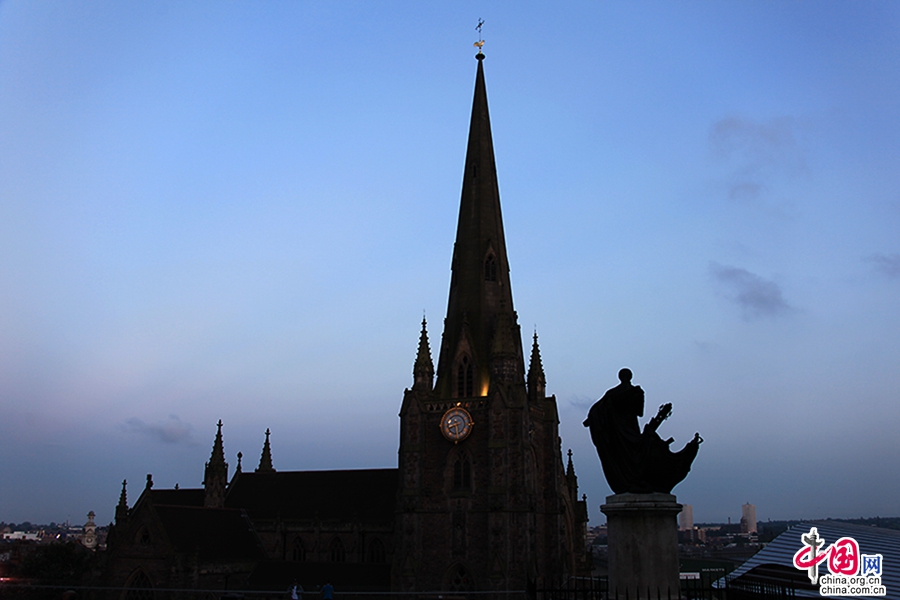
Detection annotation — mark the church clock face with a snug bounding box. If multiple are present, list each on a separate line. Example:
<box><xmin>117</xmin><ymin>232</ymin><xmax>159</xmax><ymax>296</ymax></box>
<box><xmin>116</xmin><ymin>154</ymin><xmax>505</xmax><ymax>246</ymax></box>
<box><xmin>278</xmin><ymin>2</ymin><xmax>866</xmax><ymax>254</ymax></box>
<box><xmin>441</xmin><ymin>406</ymin><xmax>473</xmax><ymax>443</ymax></box>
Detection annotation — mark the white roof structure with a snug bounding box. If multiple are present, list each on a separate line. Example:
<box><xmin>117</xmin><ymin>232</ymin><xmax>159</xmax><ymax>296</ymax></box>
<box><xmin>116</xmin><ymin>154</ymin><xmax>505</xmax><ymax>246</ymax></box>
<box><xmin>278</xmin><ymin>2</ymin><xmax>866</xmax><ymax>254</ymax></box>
<box><xmin>724</xmin><ymin>521</ymin><xmax>900</xmax><ymax>599</ymax></box>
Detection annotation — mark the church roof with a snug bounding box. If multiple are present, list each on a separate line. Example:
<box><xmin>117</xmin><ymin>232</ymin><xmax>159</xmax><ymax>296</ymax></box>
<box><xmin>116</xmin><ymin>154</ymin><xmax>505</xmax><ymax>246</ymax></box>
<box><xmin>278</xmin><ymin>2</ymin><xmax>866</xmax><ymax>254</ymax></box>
<box><xmin>225</xmin><ymin>468</ymin><xmax>398</xmax><ymax>522</ymax></box>
<box><xmin>147</xmin><ymin>487</ymin><xmax>205</xmax><ymax>507</ymax></box>
<box><xmin>435</xmin><ymin>53</ymin><xmax>525</xmax><ymax>398</ymax></box>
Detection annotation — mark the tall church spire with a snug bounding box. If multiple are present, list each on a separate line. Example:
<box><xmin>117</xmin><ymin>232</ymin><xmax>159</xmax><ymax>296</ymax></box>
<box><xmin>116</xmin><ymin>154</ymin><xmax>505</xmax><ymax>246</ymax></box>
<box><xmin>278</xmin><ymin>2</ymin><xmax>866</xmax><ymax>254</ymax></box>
<box><xmin>435</xmin><ymin>53</ymin><xmax>524</xmax><ymax>399</ymax></box>
<box><xmin>395</xmin><ymin>50</ymin><xmax>588</xmax><ymax>595</ymax></box>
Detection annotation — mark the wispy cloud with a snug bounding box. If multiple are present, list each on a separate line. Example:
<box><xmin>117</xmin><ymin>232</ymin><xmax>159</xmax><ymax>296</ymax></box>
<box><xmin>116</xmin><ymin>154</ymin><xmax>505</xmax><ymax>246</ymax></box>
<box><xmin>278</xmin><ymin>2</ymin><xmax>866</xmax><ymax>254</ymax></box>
<box><xmin>709</xmin><ymin>116</ymin><xmax>806</xmax><ymax>203</ymax></box>
<box><xmin>710</xmin><ymin>262</ymin><xmax>791</xmax><ymax>319</ymax></box>
<box><xmin>865</xmin><ymin>253</ymin><xmax>900</xmax><ymax>278</ymax></box>
<box><xmin>123</xmin><ymin>415</ymin><xmax>194</xmax><ymax>444</ymax></box>
<box><xmin>567</xmin><ymin>395</ymin><xmax>594</xmax><ymax>412</ymax></box>
<box><xmin>728</xmin><ymin>182</ymin><xmax>764</xmax><ymax>201</ymax></box>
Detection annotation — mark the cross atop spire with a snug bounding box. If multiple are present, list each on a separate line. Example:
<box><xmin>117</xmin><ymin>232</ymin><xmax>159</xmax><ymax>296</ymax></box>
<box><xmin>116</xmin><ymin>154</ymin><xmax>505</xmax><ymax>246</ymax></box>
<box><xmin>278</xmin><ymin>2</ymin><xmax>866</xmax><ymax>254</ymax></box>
<box><xmin>474</xmin><ymin>18</ymin><xmax>485</xmax><ymax>56</ymax></box>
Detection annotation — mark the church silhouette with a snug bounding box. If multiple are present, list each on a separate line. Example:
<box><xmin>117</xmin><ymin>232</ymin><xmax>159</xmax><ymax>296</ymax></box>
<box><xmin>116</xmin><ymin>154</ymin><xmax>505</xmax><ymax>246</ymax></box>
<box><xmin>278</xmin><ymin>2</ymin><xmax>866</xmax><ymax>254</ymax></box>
<box><xmin>103</xmin><ymin>52</ymin><xmax>589</xmax><ymax>597</ymax></box>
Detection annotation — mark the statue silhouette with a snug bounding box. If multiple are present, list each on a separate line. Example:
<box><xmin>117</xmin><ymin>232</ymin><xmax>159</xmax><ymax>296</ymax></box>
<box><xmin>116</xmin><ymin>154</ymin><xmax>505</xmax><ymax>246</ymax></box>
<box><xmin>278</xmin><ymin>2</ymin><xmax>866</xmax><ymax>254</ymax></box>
<box><xmin>583</xmin><ymin>368</ymin><xmax>702</xmax><ymax>494</ymax></box>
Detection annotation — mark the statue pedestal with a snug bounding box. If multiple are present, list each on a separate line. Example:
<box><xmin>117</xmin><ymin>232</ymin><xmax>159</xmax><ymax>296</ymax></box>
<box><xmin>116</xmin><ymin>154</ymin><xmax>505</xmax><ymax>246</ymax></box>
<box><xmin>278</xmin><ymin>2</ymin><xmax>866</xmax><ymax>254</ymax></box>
<box><xmin>601</xmin><ymin>493</ymin><xmax>682</xmax><ymax>599</ymax></box>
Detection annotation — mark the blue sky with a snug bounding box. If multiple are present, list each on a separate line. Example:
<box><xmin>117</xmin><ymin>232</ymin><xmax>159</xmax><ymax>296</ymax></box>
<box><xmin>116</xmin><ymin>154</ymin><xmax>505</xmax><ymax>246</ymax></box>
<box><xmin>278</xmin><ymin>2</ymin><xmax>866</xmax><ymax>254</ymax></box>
<box><xmin>1</xmin><ymin>1</ymin><xmax>898</xmax><ymax>527</ymax></box>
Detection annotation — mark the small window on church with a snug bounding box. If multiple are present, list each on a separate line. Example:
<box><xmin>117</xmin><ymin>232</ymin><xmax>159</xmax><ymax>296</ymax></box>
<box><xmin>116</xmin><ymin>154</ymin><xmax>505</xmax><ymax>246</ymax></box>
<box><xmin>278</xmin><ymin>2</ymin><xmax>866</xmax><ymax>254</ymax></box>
<box><xmin>292</xmin><ymin>537</ymin><xmax>306</xmax><ymax>562</ymax></box>
<box><xmin>484</xmin><ymin>254</ymin><xmax>497</xmax><ymax>282</ymax></box>
<box><xmin>367</xmin><ymin>538</ymin><xmax>386</xmax><ymax>564</ymax></box>
<box><xmin>457</xmin><ymin>356</ymin><xmax>474</xmax><ymax>398</ymax></box>
<box><xmin>453</xmin><ymin>456</ymin><xmax>472</xmax><ymax>490</ymax></box>
<box><xmin>329</xmin><ymin>537</ymin><xmax>346</xmax><ymax>562</ymax></box>
<box><xmin>136</xmin><ymin>527</ymin><xmax>151</xmax><ymax>547</ymax></box>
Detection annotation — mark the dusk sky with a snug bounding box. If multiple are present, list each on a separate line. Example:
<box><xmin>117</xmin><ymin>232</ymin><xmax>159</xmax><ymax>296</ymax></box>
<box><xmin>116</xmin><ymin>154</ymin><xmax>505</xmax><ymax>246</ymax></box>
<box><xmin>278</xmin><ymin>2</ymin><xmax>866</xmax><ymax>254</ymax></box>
<box><xmin>2</xmin><ymin>2</ymin><xmax>899</xmax><ymax>527</ymax></box>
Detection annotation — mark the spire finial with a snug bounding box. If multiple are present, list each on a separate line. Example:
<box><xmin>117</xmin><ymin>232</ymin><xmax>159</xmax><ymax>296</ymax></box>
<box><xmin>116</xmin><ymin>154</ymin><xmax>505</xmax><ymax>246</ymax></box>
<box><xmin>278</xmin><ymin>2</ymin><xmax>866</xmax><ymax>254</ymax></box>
<box><xmin>474</xmin><ymin>18</ymin><xmax>485</xmax><ymax>57</ymax></box>
<box><xmin>115</xmin><ymin>479</ymin><xmax>129</xmax><ymax>524</ymax></box>
<box><xmin>527</xmin><ymin>330</ymin><xmax>546</xmax><ymax>400</ymax></box>
<box><xmin>236</xmin><ymin>451</ymin><xmax>243</xmax><ymax>473</ymax></box>
<box><xmin>204</xmin><ymin>420</ymin><xmax>228</xmax><ymax>507</ymax></box>
<box><xmin>413</xmin><ymin>315</ymin><xmax>435</xmax><ymax>391</ymax></box>
<box><xmin>256</xmin><ymin>428</ymin><xmax>275</xmax><ymax>473</ymax></box>
<box><xmin>566</xmin><ymin>449</ymin><xmax>578</xmax><ymax>497</ymax></box>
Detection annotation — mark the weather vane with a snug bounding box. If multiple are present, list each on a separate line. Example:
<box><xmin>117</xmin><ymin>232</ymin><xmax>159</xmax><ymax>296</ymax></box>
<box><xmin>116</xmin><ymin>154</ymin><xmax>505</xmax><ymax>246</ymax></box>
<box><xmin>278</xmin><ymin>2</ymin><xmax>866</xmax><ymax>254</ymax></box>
<box><xmin>474</xmin><ymin>18</ymin><xmax>485</xmax><ymax>54</ymax></box>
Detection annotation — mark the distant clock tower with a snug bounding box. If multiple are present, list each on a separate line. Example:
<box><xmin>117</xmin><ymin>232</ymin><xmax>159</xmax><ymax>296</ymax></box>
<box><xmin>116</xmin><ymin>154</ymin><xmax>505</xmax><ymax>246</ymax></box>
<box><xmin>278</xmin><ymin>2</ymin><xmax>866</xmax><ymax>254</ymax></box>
<box><xmin>82</xmin><ymin>511</ymin><xmax>98</xmax><ymax>550</ymax></box>
<box><xmin>394</xmin><ymin>52</ymin><xmax>587</xmax><ymax>595</ymax></box>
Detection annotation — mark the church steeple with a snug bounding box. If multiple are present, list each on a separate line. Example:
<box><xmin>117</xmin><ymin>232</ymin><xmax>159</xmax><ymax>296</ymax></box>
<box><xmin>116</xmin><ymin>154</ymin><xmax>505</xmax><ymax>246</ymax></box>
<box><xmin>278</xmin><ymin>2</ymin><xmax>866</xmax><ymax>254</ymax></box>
<box><xmin>115</xmin><ymin>479</ymin><xmax>128</xmax><ymax>523</ymax></box>
<box><xmin>527</xmin><ymin>331</ymin><xmax>546</xmax><ymax>400</ymax></box>
<box><xmin>395</xmin><ymin>49</ymin><xmax>588</xmax><ymax>594</ymax></box>
<box><xmin>203</xmin><ymin>420</ymin><xmax>228</xmax><ymax>507</ymax></box>
<box><xmin>435</xmin><ymin>53</ymin><xmax>524</xmax><ymax>399</ymax></box>
<box><xmin>413</xmin><ymin>316</ymin><xmax>434</xmax><ymax>391</ymax></box>
<box><xmin>256</xmin><ymin>428</ymin><xmax>275</xmax><ymax>473</ymax></box>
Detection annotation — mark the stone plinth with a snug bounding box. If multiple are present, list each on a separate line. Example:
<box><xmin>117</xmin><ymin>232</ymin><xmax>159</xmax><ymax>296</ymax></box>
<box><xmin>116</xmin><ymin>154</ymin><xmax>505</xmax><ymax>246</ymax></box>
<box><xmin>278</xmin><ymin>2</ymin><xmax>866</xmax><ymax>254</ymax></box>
<box><xmin>601</xmin><ymin>493</ymin><xmax>682</xmax><ymax>599</ymax></box>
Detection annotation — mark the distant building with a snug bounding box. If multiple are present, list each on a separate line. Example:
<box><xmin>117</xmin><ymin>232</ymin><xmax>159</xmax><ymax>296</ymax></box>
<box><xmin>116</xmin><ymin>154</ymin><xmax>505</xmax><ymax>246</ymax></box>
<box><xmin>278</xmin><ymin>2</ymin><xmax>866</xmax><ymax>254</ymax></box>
<box><xmin>81</xmin><ymin>511</ymin><xmax>98</xmax><ymax>550</ymax></box>
<box><xmin>680</xmin><ymin>504</ymin><xmax>694</xmax><ymax>531</ymax></box>
<box><xmin>586</xmin><ymin>525</ymin><xmax>607</xmax><ymax>546</ymax></box>
<box><xmin>2</xmin><ymin>532</ymin><xmax>39</xmax><ymax>541</ymax></box>
<box><xmin>741</xmin><ymin>503</ymin><xmax>757</xmax><ymax>534</ymax></box>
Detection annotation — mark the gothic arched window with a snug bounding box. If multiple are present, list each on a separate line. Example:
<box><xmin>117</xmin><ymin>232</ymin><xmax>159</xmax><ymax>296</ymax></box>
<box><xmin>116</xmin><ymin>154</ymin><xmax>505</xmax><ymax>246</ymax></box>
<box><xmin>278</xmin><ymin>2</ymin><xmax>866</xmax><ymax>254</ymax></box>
<box><xmin>124</xmin><ymin>570</ymin><xmax>154</xmax><ymax>600</ymax></box>
<box><xmin>329</xmin><ymin>537</ymin><xmax>346</xmax><ymax>562</ymax></box>
<box><xmin>367</xmin><ymin>538</ymin><xmax>386</xmax><ymax>563</ymax></box>
<box><xmin>457</xmin><ymin>356</ymin><xmax>474</xmax><ymax>398</ymax></box>
<box><xmin>292</xmin><ymin>537</ymin><xmax>306</xmax><ymax>562</ymax></box>
<box><xmin>453</xmin><ymin>456</ymin><xmax>472</xmax><ymax>490</ymax></box>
